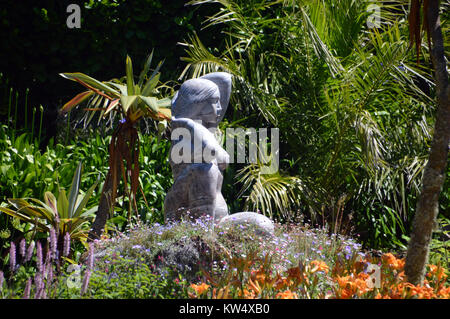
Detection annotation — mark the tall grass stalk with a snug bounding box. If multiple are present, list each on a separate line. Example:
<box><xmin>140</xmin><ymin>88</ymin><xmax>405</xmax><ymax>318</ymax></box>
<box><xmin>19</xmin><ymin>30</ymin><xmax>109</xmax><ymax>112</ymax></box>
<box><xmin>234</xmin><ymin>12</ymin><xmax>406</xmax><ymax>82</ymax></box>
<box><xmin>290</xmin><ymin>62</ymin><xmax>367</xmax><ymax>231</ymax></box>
<box><xmin>13</xmin><ymin>91</ymin><xmax>18</xmax><ymax>142</ymax></box>
<box><xmin>65</xmin><ymin>112</ymin><xmax>70</xmax><ymax>145</ymax></box>
<box><xmin>31</xmin><ymin>107</ymin><xmax>36</xmax><ymax>142</ymax></box>
<box><xmin>38</xmin><ymin>105</ymin><xmax>43</xmax><ymax>145</ymax></box>
<box><xmin>7</xmin><ymin>87</ymin><xmax>12</xmax><ymax>124</ymax></box>
<box><xmin>24</xmin><ymin>88</ymin><xmax>29</xmax><ymax>130</ymax></box>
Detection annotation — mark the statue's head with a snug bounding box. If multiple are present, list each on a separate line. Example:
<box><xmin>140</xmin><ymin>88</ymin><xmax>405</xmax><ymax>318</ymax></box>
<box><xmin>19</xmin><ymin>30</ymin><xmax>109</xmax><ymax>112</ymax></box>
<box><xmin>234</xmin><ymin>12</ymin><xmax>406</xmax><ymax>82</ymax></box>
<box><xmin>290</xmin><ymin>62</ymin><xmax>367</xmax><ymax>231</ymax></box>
<box><xmin>172</xmin><ymin>72</ymin><xmax>232</xmax><ymax>128</ymax></box>
<box><xmin>172</xmin><ymin>78</ymin><xmax>221</xmax><ymax>127</ymax></box>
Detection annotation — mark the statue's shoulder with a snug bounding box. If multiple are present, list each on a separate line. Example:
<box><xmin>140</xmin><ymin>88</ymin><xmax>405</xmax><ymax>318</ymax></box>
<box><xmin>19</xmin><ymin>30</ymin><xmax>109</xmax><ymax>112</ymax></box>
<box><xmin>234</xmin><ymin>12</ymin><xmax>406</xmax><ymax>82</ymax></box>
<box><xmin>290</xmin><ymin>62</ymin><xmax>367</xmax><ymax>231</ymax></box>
<box><xmin>171</xmin><ymin>117</ymin><xmax>216</xmax><ymax>141</ymax></box>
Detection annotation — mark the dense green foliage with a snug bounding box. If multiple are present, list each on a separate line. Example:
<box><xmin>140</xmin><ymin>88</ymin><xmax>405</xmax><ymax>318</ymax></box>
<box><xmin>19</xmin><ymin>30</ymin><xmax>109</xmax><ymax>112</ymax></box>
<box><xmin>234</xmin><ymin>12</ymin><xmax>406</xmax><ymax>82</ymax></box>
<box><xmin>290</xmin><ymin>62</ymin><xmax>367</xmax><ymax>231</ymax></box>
<box><xmin>0</xmin><ymin>121</ymin><xmax>171</xmax><ymax>268</ymax></box>
<box><xmin>182</xmin><ymin>0</ymin><xmax>449</xmax><ymax>249</ymax></box>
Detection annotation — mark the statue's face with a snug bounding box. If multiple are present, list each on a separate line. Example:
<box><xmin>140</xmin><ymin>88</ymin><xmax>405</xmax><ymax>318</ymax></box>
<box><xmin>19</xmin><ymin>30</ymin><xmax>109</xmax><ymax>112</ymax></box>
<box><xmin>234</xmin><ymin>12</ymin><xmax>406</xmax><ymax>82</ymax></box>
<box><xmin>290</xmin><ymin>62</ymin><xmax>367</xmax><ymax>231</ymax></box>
<box><xmin>189</xmin><ymin>89</ymin><xmax>222</xmax><ymax>128</ymax></box>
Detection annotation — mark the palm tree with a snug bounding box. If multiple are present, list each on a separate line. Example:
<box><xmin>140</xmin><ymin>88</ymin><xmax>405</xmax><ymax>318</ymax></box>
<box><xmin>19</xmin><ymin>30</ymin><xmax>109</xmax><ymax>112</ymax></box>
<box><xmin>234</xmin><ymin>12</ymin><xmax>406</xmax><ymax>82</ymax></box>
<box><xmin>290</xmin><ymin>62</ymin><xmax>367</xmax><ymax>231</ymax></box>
<box><xmin>181</xmin><ymin>0</ymin><xmax>435</xmax><ymax>242</ymax></box>
<box><xmin>60</xmin><ymin>52</ymin><xmax>172</xmax><ymax>240</ymax></box>
<box><xmin>405</xmin><ymin>0</ymin><xmax>449</xmax><ymax>285</ymax></box>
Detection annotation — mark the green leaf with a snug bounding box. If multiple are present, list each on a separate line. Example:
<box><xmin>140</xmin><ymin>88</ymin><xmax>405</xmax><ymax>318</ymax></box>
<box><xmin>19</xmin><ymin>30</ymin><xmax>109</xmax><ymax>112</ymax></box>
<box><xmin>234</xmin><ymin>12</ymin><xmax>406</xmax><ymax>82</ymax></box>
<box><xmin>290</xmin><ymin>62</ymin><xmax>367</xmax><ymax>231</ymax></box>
<box><xmin>8</xmin><ymin>198</ymin><xmax>32</xmax><ymax>211</ymax></box>
<box><xmin>141</xmin><ymin>72</ymin><xmax>160</xmax><ymax>96</ymax></box>
<box><xmin>58</xmin><ymin>189</ymin><xmax>69</xmax><ymax>219</ymax></box>
<box><xmin>126</xmin><ymin>55</ymin><xmax>135</xmax><ymax>96</ymax></box>
<box><xmin>138</xmin><ymin>96</ymin><xmax>159</xmax><ymax>113</ymax></box>
<box><xmin>157</xmin><ymin>98</ymin><xmax>172</xmax><ymax>108</ymax></box>
<box><xmin>107</xmin><ymin>82</ymin><xmax>128</xmax><ymax>95</ymax></box>
<box><xmin>73</xmin><ymin>175</ymin><xmax>99</xmax><ymax>218</ymax></box>
<box><xmin>138</xmin><ymin>50</ymin><xmax>154</xmax><ymax>87</ymax></box>
<box><xmin>60</xmin><ymin>73</ymin><xmax>120</xmax><ymax>98</ymax></box>
<box><xmin>120</xmin><ymin>95</ymin><xmax>138</xmax><ymax>113</ymax></box>
<box><xmin>0</xmin><ymin>206</ymin><xmax>48</xmax><ymax>231</ymax></box>
<box><xmin>60</xmin><ymin>91</ymin><xmax>94</xmax><ymax>113</ymax></box>
<box><xmin>67</xmin><ymin>162</ymin><xmax>82</xmax><ymax>218</ymax></box>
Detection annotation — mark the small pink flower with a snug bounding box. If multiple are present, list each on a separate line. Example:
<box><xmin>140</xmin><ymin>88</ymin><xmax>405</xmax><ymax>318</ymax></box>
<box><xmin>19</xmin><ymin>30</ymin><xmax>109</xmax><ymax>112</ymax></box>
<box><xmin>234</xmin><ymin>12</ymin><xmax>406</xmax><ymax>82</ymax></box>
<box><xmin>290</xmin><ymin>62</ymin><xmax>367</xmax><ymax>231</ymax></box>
<box><xmin>25</xmin><ymin>241</ymin><xmax>35</xmax><ymax>262</ymax></box>
<box><xmin>20</xmin><ymin>239</ymin><xmax>26</xmax><ymax>257</ymax></box>
<box><xmin>23</xmin><ymin>278</ymin><xmax>32</xmax><ymax>299</ymax></box>
<box><xmin>49</xmin><ymin>227</ymin><xmax>57</xmax><ymax>258</ymax></box>
<box><xmin>87</xmin><ymin>244</ymin><xmax>94</xmax><ymax>270</ymax></box>
<box><xmin>36</xmin><ymin>242</ymin><xmax>43</xmax><ymax>272</ymax></box>
<box><xmin>63</xmin><ymin>232</ymin><xmax>71</xmax><ymax>257</ymax></box>
<box><xmin>9</xmin><ymin>242</ymin><xmax>16</xmax><ymax>271</ymax></box>
<box><xmin>81</xmin><ymin>270</ymin><xmax>91</xmax><ymax>295</ymax></box>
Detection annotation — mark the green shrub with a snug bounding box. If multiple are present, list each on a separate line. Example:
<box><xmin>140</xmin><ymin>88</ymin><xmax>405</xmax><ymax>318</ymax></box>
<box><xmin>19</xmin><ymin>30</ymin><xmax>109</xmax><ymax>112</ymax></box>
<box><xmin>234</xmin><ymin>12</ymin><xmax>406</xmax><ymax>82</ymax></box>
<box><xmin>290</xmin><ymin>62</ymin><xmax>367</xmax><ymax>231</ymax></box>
<box><xmin>80</xmin><ymin>255</ymin><xmax>189</xmax><ymax>299</ymax></box>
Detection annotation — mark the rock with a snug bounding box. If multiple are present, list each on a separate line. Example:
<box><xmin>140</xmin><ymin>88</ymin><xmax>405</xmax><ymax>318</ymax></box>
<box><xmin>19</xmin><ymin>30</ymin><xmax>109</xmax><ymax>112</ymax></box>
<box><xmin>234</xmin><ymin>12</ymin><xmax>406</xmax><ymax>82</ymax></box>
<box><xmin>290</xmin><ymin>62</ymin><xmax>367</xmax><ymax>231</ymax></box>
<box><xmin>217</xmin><ymin>212</ymin><xmax>275</xmax><ymax>237</ymax></box>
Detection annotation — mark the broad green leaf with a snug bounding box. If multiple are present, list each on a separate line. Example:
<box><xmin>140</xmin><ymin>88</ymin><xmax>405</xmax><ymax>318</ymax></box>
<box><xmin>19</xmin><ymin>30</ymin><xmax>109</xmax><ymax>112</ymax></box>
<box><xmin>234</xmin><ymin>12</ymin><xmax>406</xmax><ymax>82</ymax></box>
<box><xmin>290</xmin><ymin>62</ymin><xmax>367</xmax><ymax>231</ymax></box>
<box><xmin>80</xmin><ymin>205</ymin><xmax>98</xmax><ymax>218</ymax></box>
<box><xmin>57</xmin><ymin>189</ymin><xmax>69</xmax><ymax>219</ymax></box>
<box><xmin>0</xmin><ymin>206</ymin><xmax>34</xmax><ymax>222</ymax></box>
<box><xmin>67</xmin><ymin>162</ymin><xmax>82</xmax><ymax>218</ymax></box>
<box><xmin>157</xmin><ymin>98</ymin><xmax>172</xmax><ymax>108</ymax></box>
<box><xmin>126</xmin><ymin>55</ymin><xmax>135</xmax><ymax>96</ymax></box>
<box><xmin>0</xmin><ymin>207</ymin><xmax>48</xmax><ymax>231</ymax></box>
<box><xmin>134</xmin><ymin>84</ymin><xmax>141</xmax><ymax>95</ymax></box>
<box><xmin>107</xmin><ymin>82</ymin><xmax>128</xmax><ymax>95</ymax></box>
<box><xmin>60</xmin><ymin>73</ymin><xmax>120</xmax><ymax>98</ymax></box>
<box><xmin>34</xmin><ymin>207</ymin><xmax>56</xmax><ymax>223</ymax></box>
<box><xmin>120</xmin><ymin>95</ymin><xmax>138</xmax><ymax>113</ymax></box>
<box><xmin>138</xmin><ymin>50</ymin><xmax>154</xmax><ymax>87</ymax></box>
<box><xmin>8</xmin><ymin>198</ymin><xmax>32</xmax><ymax>210</ymax></box>
<box><xmin>147</xmin><ymin>60</ymin><xmax>164</xmax><ymax>86</ymax></box>
<box><xmin>141</xmin><ymin>72</ymin><xmax>160</xmax><ymax>96</ymax></box>
<box><xmin>139</xmin><ymin>96</ymin><xmax>159</xmax><ymax>113</ymax></box>
<box><xmin>73</xmin><ymin>175</ymin><xmax>100</xmax><ymax>217</ymax></box>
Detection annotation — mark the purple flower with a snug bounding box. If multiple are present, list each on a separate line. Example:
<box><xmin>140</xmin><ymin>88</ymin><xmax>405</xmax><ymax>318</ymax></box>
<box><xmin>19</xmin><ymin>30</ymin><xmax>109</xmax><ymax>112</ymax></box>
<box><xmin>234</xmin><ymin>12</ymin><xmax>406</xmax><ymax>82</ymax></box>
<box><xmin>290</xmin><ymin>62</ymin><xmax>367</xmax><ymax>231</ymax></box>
<box><xmin>25</xmin><ymin>241</ymin><xmax>35</xmax><ymax>262</ymax></box>
<box><xmin>23</xmin><ymin>278</ymin><xmax>32</xmax><ymax>299</ymax></box>
<box><xmin>87</xmin><ymin>244</ymin><xmax>94</xmax><ymax>270</ymax></box>
<box><xmin>20</xmin><ymin>239</ymin><xmax>26</xmax><ymax>257</ymax></box>
<box><xmin>44</xmin><ymin>248</ymin><xmax>52</xmax><ymax>271</ymax></box>
<box><xmin>9</xmin><ymin>242</ymin><xmax>16</xmax><ymax>272</ymax></box>
<box><xmin>81</xmin><ymin>270</ymin><xmax>91</xmax><ymax>295</ymax></box>
<box><xmin>119</xmin><ymin>118</ymin><xmax>126</xmax><ymax>124</ymax></box>
<box><xmin>50</xmin><ymin>227</ymin><xmax>57</xmax><ymax>258</ymax></box>
<box><xmin>47</xmin><ymin>263</ymin><xmax>53</xmax><ymax>285</ymax></box>
<box><xmin>344</xmin><ymin>245</ymin><xmax>352</xmax><ymax>260</ymax></box>
<box><xmin>36</xmin><ymin>242</ymin><xmax>43</xmax><ymax>272</ymax></box>
<box><xmin>34</xmin><ymin>273</ymin><xmax>43</xmax><ymax>299</ymax></box>
<box><xmin>63</xmin><ymin>232</ymin><xmax>71</xmax><ymax>257</ymax></box>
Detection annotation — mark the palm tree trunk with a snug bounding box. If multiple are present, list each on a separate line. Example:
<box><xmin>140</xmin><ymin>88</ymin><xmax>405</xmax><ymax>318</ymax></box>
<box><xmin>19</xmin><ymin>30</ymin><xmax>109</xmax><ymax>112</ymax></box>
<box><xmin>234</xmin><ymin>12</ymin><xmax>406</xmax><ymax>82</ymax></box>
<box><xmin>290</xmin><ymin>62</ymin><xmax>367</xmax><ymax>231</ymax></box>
<box><xmin>405</xmin><ymin>0</ymin><xmax>449</xmax><ymax>285</ymax></box>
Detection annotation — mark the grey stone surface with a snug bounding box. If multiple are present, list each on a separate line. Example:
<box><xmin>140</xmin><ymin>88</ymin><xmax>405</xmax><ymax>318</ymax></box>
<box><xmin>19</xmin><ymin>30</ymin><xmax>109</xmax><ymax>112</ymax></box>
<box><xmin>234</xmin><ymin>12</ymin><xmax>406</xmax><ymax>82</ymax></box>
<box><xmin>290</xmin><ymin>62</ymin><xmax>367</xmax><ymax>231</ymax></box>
<box><xmin>164</xmin><ymin>72</ymin><xmax>275</xmax><ymax>239</ymax></box>
<box><xmin>164</xmin><ymin>72</ymin><xmax>232</xmax><ymax>222</ymax></box>
<box><xmin>217</xmin><ymin>212</ymin><xmax>275</xmax><ymax>237</ymax></box>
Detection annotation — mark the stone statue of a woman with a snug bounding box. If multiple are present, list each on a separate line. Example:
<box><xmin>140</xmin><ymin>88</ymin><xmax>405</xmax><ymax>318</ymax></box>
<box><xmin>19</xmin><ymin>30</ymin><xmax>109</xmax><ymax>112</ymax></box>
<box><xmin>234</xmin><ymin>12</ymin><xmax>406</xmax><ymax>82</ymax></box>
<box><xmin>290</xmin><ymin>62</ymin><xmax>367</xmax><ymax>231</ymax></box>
<box><xmin>164</xmin><ymin>72</ymin><xmax>232</xmax><ymax>222</ymax></box>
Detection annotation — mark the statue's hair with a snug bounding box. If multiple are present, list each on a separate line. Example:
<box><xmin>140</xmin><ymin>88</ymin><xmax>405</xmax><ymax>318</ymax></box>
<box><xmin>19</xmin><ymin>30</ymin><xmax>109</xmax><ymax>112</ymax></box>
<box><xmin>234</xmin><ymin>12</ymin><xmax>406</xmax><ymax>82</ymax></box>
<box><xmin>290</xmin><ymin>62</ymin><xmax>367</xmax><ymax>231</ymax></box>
<box><xmin>172</xmin><ymin>78</ymin><xmax>219</xmax><ymax>118</ymax></box>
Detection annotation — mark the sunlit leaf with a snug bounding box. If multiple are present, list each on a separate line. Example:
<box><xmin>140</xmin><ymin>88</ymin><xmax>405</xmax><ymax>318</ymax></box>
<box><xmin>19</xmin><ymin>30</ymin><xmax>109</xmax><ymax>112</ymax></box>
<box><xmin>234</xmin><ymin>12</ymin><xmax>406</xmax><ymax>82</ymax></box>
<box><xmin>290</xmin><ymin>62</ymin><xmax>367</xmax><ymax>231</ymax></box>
<box><xmin>60</xmin><ymin>91</ymin><xmax>93</xmax><ymax>113</ymax></box>
<box><xmin>126</xmin><ymin>55</ymin><xmax>135</xmax><ymax>96</ymax></box>
<box><xmin>120</xmin><ymin>95</ymin><xmax>138</xmax><ymax>113</ymax></box>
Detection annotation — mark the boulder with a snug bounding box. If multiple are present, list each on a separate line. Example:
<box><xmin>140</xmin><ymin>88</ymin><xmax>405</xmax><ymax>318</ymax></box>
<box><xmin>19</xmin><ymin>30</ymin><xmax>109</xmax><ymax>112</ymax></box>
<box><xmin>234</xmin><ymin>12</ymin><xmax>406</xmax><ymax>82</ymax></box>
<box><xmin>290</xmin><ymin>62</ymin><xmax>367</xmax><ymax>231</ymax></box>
<box><xmin>217</xmin><ymin>212</ymin><xmax>275</xmax><ymax>237</ymax></box>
